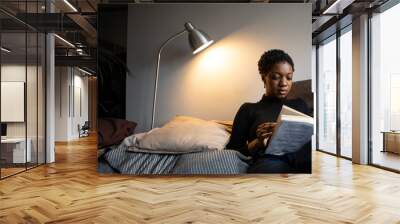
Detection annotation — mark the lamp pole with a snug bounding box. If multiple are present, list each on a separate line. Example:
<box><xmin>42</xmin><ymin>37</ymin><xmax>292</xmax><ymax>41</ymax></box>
<box><xmin>150</xmin><ymin>22</ymin><xmax>213</xmax><ymax>129</ymax></box>
<box><xmin>151</xmin><ymin>30</ymin><xmax>187</xmax><ymax>129</ymax></box>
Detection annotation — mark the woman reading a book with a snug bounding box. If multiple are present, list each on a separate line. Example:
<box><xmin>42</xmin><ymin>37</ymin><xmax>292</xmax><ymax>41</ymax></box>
<box><xmin>226</xmin><ymin>49</ymin><xmax>311</xmax><ymax>173</ymax></box>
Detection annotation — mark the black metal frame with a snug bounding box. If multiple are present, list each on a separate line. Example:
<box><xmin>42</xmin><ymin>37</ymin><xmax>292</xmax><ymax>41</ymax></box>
<box><xmin>44</xmin><ymin>0</ymin><xmax>47</xmax><ymax>166</ymax></box>
<box><xmin>367</xmin><ymin>10</ymin><xmax>373</xmax><ymax>166</ymax></box>
<box><xmin>336</xmin><ymin>25</ymin><xmax>341</xmax><ymax>158</ymax></box>
<box><xmin>315</xmin><ymin>44</ymin><xmax>319</xmax><ymax>151</ymax></box>
<box><xmin>25</xmin><ymin>2</ymin><xmax>28</xmax><ymax>172</ymax></box>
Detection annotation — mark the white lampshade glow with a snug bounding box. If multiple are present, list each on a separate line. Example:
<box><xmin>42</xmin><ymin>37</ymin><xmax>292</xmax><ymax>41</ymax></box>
<box><xmin>192</xmin><ymin>40</ymin><xmax>214</xmax><ymax>55</ymax></box>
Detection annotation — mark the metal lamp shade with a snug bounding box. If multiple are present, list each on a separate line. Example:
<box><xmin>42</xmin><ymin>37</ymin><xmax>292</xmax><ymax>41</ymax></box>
<box><xmin>151</xmin><ymin>22</ymin><xmax>214</xmax><ymax>129</ymax></box>
<box><xmin>185</xmin><ymin>22</ymin><xmax>214</xmax><ymax>54</ymax></box>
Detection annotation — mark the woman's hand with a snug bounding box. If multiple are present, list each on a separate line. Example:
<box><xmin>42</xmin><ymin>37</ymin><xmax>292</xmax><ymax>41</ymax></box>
<box><xmin>256</xmin><ymin>122</ymin><xmax>278</xmax><ymax>146</ymax></box>
<box><xmin>247</xmin><ymin>122</ymin><xmax>278</xmax><ymax>154</ymax></box>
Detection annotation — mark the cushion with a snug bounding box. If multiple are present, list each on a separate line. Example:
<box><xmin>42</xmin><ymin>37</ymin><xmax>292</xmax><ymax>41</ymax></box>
<box><xmin>130</xmin><ymin>116</ymin><xmax>230</xmax><ymax>154</ymax></box>
<box><xmin>98</xmin><ymin>118</ymin><xmax>137</xmax><ymax>148</ymax></box>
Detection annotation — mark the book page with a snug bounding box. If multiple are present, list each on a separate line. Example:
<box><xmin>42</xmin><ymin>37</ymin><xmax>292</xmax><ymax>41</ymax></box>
<box><xmin>265</xmin><ymin>105</ymin><xmax>314</xmax><ymax>155</ymax></box>
<box><xmin>280</xmin><ymin>105</ymin><xmax>310</xmax><ymax>117</ymax></box>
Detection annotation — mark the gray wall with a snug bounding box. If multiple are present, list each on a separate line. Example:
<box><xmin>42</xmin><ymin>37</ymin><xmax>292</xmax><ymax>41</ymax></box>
<box><xmin>55</xmin><ymin>67</ymin><xmax>89</xmax><ymax>141</ymax></box>
<box><xmin>127</xmin><ymin>3</ymin><xmax>312</xmax><ymax>132</ymax></box>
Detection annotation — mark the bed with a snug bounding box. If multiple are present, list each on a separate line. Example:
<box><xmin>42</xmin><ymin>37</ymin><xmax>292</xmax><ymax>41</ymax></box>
<box><xmin>98</xmin><ymin>144</ymin><xmax>250</xmax><ymax>175</ymax></box>
<box><xmin>97</xmin><ymin>116</ymin><xmax>250</xmax><ymax>175</ymax></box>
<box><xmin>97</xmin><ymin>108</ymin><xmax>313</xmax><ymax>175</ymax></box>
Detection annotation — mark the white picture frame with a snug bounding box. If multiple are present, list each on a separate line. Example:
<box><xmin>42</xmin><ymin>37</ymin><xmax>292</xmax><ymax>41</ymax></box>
<box><xmin>1</xmin><ymin>81</ymin><xmax>25</xmax><ymax>122</ymax></box>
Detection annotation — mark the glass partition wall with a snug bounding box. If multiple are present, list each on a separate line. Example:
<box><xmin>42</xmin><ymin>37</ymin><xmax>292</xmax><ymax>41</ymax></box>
<box><xmin>317</xmin><ymin>35</ymin><xmax>337</xmax><ymax>155</ymax></box>
<box><xmin>339</xmin><ymin>27</ymin><xmax>352</xmax><ymax>159</ymax></box>
<box><xmin>0</xmin><ymin>2</ymin><xmax>46</xmax><ymax>179</ymax></box>
<box><xmin>370</xmin><ymin>2</ymin><xmax>400</xmax><ymax>171</ymax></box>
<box><xmin>316</xmin><ymin>26</ymin><xmax>353</xmax><ymax>159</ymax></box>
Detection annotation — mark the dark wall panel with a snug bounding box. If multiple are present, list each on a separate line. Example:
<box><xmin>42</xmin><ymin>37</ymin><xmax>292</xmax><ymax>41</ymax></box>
<box><xmin>97</xmin><ymin>4</ymin><xmax>127</xmax><ymax>119</ymax></box>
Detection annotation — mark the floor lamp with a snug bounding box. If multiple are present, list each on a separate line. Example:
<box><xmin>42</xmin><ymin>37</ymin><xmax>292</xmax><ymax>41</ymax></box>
<box><xmin>151</xmin><ymin>22</ymin><xmax>214</xmax><ymax>129</ymax></box>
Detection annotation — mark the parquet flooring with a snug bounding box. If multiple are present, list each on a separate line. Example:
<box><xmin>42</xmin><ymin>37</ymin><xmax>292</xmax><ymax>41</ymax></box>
<box><xmin>1</xmin><ymin>135</ymin><xmax>400</xmax><ymax>223</ymax></box>
<box><xmin>372</xmin><ymin>151</ymin><xmax>400</xmax><ymax>171</ymax></box>
<box><xmin>1</xmin><ymin>167</ymin><xmax>26</xmax><ymax>178</ymax></box>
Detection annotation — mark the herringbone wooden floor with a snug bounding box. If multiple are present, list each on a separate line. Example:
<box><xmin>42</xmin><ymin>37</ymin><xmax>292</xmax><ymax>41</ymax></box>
<box><xmin>1</xmin><ymin>135</ymin><xmax>400</xmax><ymax>224</ymax></box>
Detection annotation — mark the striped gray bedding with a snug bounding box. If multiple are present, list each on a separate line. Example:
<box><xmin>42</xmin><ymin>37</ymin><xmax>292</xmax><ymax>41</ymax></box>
<box><xmin>172</xmin><ymin>150</ymin><xmax>249</xmax><ymax>175</ymax></box>
<box><xmin>102</xmin><ymin>143</ymin><xmax>250</xmax><ymax>175</ymax></box>
<box><xmin>103</xmin><ymin>143</ymin><xmax>179</xmax><ymax>175</ymax></box>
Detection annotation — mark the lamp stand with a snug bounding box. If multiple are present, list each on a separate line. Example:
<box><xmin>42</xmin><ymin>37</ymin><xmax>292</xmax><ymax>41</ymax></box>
<box><xmin>151</xmin><ymin>30</ymin><xmax>187</xmax><ymax>129</ymax></box>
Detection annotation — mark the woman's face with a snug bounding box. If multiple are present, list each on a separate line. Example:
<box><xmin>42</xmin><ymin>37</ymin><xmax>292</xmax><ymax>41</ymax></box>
<box><xmin>263</xmin><ymin>62</ymin><xmax>293</xmax><ymax>99</ymax></box>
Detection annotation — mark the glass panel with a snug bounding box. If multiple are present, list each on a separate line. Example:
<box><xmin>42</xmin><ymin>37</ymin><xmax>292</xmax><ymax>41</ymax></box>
<box><xmin>1</xmin><ymin>31</ymin><xmax>28</xmax><ymax>177</ymax></box>
<box><xmin>318</xmin><ymin>36</ymin><xmax>337</xmax><ymax>154</ymax></box>
<box><xmin>26</xmin><ymin>0</ymin><xmax>39</xmax><ymax>169</ymax></box>
<box><xmin>340</xmin><ymin>28</ymin><xmax>352</xmax><ymax>158</ymax></box>
<box><xmin>27</xmin><ymin>30</ymin><xmax>38</xmax><ymax>169</ymax></box>
<box><xmin>0</xmin><ymin>1</ymin><xmax>46</xmax><ymax>178</ymax></box>
<box><xmin>38</xmin><ymin>32</ymin><xmax>45</xmax><ymax>165</ymax></box>
<box><xmin>371</xmin><ymin>4</ymin><xmax>400</xmax><ymax>171</ymax></box>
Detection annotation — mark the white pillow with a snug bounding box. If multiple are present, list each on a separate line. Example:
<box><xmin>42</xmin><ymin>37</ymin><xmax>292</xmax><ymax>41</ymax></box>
<box><xmin>130</xmin><ymin>116</ymin><xmax>230</xmax><ymax>154</ymax></box>
<box><xmin>122</xmin><ymin>131</ymin><xmax>148</xmax><ymax>147</ymax></box>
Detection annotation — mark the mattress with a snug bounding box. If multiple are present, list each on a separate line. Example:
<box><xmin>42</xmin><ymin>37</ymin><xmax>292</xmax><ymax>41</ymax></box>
<box><xmin>101</xmin><ymin>143</ymin><xmax>250</xmax><ymax>175</ymax></box>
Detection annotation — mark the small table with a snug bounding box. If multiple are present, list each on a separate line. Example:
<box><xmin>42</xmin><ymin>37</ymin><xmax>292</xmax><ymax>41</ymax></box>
<box><xmin>1</xmin><ymin>138</ymin><xmax>32</xmax><ymax>164</ymax></box>
<box><xmin>381</xmin><ymin>131</ymin><xmax>400</xmax><ymax>154</ymax></box>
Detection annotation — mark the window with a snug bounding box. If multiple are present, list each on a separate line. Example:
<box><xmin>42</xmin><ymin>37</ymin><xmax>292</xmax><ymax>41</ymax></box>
<box><xmin>317</xmin><ymin>36</ymin><xmax>337</xmax><ymax>154</ymax></box>
<box><xmin>370</xmin><ymin>2</ymin><xmax>400</xmax><ymax>171</ymax></box>
<box><xmin>339</xmin><ymin>28</ymin><xmax>352</xmax><ymax>158</ymax></box>
<box><xmin>317</xmin><ymin>25</ymin><xmax>353</xmax><ymax>159</ymax></box>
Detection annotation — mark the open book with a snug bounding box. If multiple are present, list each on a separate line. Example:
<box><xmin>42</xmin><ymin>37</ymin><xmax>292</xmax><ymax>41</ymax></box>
<box><xmin>264</xmin><ymin>105</ymin><xmax>314</xmax><ymax>156</ymax></box>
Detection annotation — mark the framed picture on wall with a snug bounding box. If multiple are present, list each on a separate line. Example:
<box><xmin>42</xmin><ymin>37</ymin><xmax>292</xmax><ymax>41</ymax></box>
<box><xmin>1</xmin><ymin>81</ymin><xmax>25</xmax><ymax>123</ymax></box>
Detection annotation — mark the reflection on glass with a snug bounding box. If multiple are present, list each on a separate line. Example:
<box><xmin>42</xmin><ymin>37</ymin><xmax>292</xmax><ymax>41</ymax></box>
<box><xmin>26</xmin><ymin>0</ymin><xmax>41</xmax><ymax>169</ymax></box>
<box><xmin>318</xmin><ymin>37</ymin><xmax>337</xmax><ymax>154</ymax></box>
<box><xmin>38</xmin><ymin>32</ymin><xmax>46</xmax><ymax>165</ymax></box>
<box><xmin>27</xmin><ymin>31</ymin><xmax>38</xmax><ymax>169</ymax></box>
<box><xmin>340</xmin><ymin>29</ymin><xmax>352</xmax><ymax>158</ymax></box>
<box><xmin>1</xmin><ymin>31</ymin><xmax>28</xmax><ymax>177</ymax></box>
<box><xmin>371</xmin><ymin>3</ymin><xmax>400</xmax><ymax>171</ymax></box>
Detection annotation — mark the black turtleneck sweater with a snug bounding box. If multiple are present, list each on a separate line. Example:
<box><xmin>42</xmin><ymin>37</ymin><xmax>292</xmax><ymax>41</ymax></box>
<box><xmin>226</xmin><ymin>94</ymin><xmax>309</xmax><ymax>157</ymax></box>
